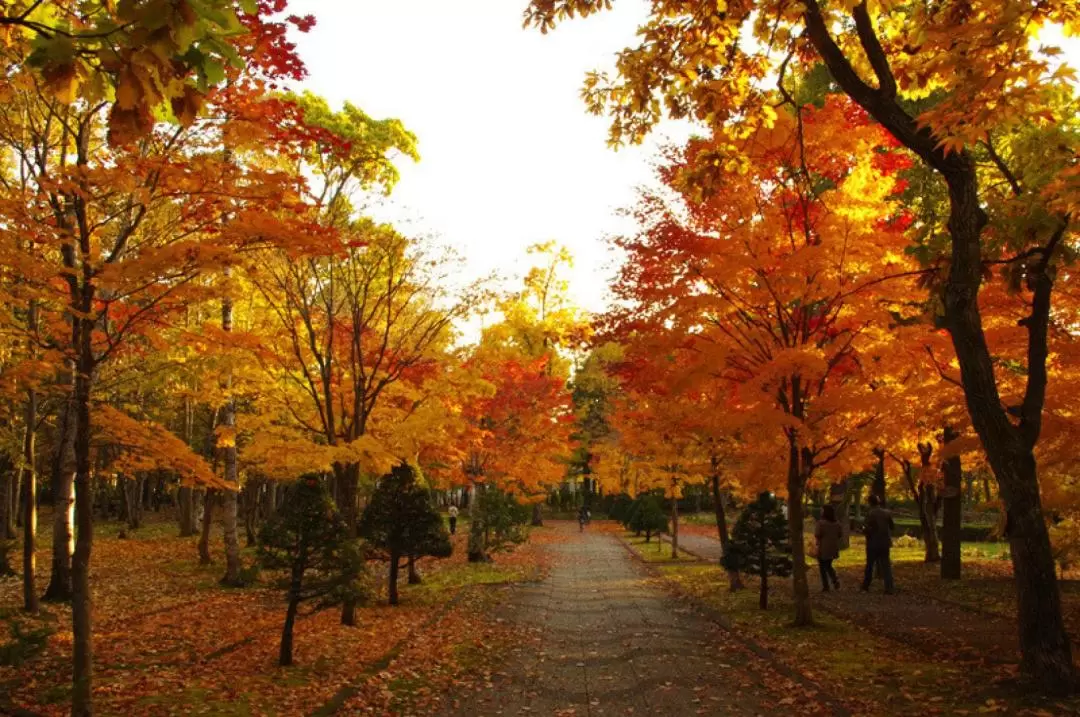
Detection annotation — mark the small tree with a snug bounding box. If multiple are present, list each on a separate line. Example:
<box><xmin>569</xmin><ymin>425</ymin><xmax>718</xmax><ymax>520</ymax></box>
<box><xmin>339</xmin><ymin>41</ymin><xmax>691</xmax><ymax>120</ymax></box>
<box><xmin>258</xmin><ymin>477</ymin><xmax>364</xmax><ymax>666</ymax></box>
<box><xmin>360</xmin><ymin>463</ymin><xmax>452</xmax><ymax>605</ymax></box>
<box><xmin>722</xmin><ymin>492</ymin><xmax>792</xmax><ymax>609</ymax></box>
<box><xmin>467</xmin><ymin>486</ymin><xmax>529</xmax><ymax>562</ymax></box>
<box><xmin>628</xmin><ymin>493</ymin><xmax>668</xmax><ymax>543</ymax></box>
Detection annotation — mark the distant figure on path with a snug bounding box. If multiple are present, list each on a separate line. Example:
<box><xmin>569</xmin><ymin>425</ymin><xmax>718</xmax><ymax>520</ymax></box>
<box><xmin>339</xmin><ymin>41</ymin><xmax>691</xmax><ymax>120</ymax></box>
<box><xmin>861</xmin><ymin>494</ymin><xmax>895</xmax><ymax>594</ymax></box>
<box><xmin>448</xmin><ymin>505</ymin><xmax>458</xmax><ymax>535</ymax></box>
<box><xmin>578</xmin><ymin>505</ymin><xmax>588</xmax><ymax>532</ymax></box>
<box><xmin>815</xmin><ymin>504</ymin><xmax>842</xmax><ymax>592</ymax></box>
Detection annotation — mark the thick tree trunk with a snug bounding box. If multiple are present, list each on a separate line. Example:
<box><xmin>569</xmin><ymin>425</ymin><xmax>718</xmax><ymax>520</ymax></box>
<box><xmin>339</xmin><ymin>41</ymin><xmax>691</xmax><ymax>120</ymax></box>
<box><xmin>872</xmin><ymin>448</ymin><xmax>886</xmax><ymax>502</ymax></box>
<box><xmin>800</xmin><ymin>7</ymin><xmax>1073</xmax><ymax>686</ymax></box>
<box><xmin>178</xmin><ymin>487</ymin><xmax>195</xmax><ymax>537</ymax></box>
<box><xmin>198</xmin><ymin>489</ymin><xmax>214</xmax><ymax>565</ymax></box>
<box><xmin>123</xmin><ymin>477</ymin><xmax>144</xmax><ymax>531</ymax></box>
<box><xmin>44</xmin><ymin>395</ymin><xmax>75</xmax><ymax>602</ymax></box>
<box><xmin>941</xmin><ymin>426</ymin><xmax>963</xmax><ymax>580</ymax></box>
<box><xmin>787</xmin><ymin>440</ymin><xmax>812</xmax><ymax>626</ymax></box>
<box><xmin>22</xmin><ymin>382</ymin><xmax>38</xmax><ymax>614</ymax></box>
<box><xmin>388</xmin><ymin>552</ymin><xmax>400</xmax><ymax>606</ymax></box>
<box><xmin>531</xmin><ymin>502</ymin><xmax>543</xmax><ymax>527</ymax></box>
<box><xmin>71</xmin><ymin>333</ymin><xmax>94</xmax><ymax>717</ymax></box>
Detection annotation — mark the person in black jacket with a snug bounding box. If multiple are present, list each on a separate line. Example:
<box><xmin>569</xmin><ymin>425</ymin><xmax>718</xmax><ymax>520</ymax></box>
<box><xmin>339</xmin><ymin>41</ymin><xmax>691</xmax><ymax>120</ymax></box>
<box><xmin>861</xmin><ymin>494</ymin><xmax>895</xmax><ymax>594</ymax></box>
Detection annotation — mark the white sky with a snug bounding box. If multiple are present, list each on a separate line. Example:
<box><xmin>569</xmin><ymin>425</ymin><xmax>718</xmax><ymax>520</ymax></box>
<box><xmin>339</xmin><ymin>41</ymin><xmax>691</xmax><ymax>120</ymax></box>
<box><xmin>286</xmin><ymin>2</ymin><xmax>1080</xmax><ymax>320</ymax></box>
<box><xmin>287</xmin><ymin>0</ymin><xmax>693</xmax><ymax>316</ymax></box>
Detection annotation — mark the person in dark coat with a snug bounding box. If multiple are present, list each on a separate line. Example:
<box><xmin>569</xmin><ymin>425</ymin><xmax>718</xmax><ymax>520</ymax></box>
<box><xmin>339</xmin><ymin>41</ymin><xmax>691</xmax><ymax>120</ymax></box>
<box><xmin>861</xmin><ymin>494</ymin><xmax>895</xmax><ymax>594</ymax></box>
<box><xmin>815</xmin><ymin>504</ymin><xmax>842</xmax><ymax>591</ymax></box>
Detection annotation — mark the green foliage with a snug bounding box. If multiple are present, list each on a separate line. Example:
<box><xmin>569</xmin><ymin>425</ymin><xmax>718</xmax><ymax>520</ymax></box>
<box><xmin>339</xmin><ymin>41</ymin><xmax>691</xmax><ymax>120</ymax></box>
<box><xmin>628</xmin><ymin>493</ymin><xmax>668</xmax><ymax>542</ymax></box>
<box><xmin>469</xmin><ymin>487</ymin><xmax>530</xmax><ymax>560</ymax></box>
<box><xmin>258</xmin><ymin>477</ymin><xmax>367</xmax><ymax>608</ymax></box>
<box><xmin>608</xmin><ymin>494</ymin><xmax>634</xmax><ymax>524</ymax></box>
<box><xmin>360</xmin><ymin>463</ymin><xmax>453</xmax><ymax>563</ymax></box>
<box><xmin>723</xmin><ymin>492</ymin><xmax>792</xmax><ymax>609</ymax></box>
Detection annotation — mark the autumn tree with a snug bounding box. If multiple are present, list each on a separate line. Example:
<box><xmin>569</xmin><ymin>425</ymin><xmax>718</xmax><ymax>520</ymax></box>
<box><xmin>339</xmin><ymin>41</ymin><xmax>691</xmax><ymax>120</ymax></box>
<box><xmin>606</xmin><ymin>98</ymin><xmax>919</xmax><ymax>625</ymax></box>
<box><xmin>526</xmin><ymin>0</ymin><xmax>1079</xmax><ymax>686</ymax></box>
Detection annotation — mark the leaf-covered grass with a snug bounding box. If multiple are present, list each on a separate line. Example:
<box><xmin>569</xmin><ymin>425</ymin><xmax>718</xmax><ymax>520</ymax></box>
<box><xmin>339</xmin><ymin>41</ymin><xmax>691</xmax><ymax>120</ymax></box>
<box><xmin>0</xmin><ymin>514</ymin><xmax>551</xmax><ymax>716</ymax></box>
<box><xmin>658</xmin><ymin>563</ymin><xmax>1079</xmax><ymax>716</ymax></box>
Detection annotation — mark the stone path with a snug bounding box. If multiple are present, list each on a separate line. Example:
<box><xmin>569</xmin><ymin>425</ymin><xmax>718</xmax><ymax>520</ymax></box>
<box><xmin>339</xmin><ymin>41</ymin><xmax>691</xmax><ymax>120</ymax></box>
<box><xmin>443</xmin><ymin>523</ymin><xmax>839</xmax><ymax>716</ymax></box>
<box><xmin>664</xmin><ymin>529</ymin><xmax>1022</xmax><ymax>665</ymax></box>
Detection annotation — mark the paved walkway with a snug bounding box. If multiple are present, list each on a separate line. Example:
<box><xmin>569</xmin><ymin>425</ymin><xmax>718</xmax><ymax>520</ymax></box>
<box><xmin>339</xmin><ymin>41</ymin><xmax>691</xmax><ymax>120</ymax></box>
<box><xmin>444</xmin><ymin>523</ymin><xmax>838</xmax><ymax>716</ymax></box>
<box><xmin>664</xmin><ymin>529</ymin><xmax>1022</xmax><ymax>665</ymax></box>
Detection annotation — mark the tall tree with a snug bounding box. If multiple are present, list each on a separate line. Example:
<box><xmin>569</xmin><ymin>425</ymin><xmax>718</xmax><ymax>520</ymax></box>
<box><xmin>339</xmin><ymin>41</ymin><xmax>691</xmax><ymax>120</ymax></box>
<box><xmin>525</xmin><ymin>0</ymin><xmax>1079</xmax><ymax>686</ymax></box>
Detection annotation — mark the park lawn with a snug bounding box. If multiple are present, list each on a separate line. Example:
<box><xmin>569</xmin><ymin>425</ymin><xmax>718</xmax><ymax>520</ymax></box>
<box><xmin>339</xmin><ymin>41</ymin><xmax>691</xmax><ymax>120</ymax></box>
<box><xmin>622</xmin><ymin>532</ymin><xmax>700</xmax><ymax>563</ymax></box>
<box><xmin>657</xmin><ymin>562</ymin><xmax>1079</xmax><ymax>716</ymax></box>
<box><xmin>0</xmin><ymin>515</ymin><xmax>551</xmax><ymax>717</ymax></box>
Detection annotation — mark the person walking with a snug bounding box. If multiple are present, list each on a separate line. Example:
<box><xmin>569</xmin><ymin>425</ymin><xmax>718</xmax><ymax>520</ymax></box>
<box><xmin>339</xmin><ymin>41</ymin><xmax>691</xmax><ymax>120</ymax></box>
<box><xmin>861</xmin><ymin>494</ymin><xmax>895</xmax><ymax>594</ymax></box>
<box><xmin>448</xmin><ymin>505</ymin><xmax>458</xmax><ymax>535</ymax></box>
<box><xmin>815</xmin><ymin>504</ymin><xmax>842</xmax><ymax>591</ymax></box>
<box><xmin>578</xmin><ymin>504</ymin><xmax>588</xmax><ymax>532</ymax></box>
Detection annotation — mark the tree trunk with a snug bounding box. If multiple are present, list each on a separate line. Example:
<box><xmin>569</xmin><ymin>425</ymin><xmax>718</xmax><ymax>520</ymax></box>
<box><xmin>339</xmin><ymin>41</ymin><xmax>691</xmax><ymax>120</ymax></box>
<box><xmin>838</xmin><ymin>480</ymin><xmax>853</xmax><ymax>550</ymax></box>
<box><xmin>71</xmin><ymin>330</ymin><xmax>94</xmax><ymax>717</ymax></box>
<box><xmin>388</xmin><ymin>552</ymin><xmax>400</xmax><ymax>606</ymax></box>
<box><xmin>921</xmin><ymin>485</ymin><xmax>940</xmax><ymax>562</ymax></box>
<box><xmin>467</xmin><ymin>480</ymin><xmax>486</xmax><ymax>563</ymax></box>
<box><xmin>279</xmin><ymin>595</ymin><xmax>299</xmax><ymax>667</ymax></box>
<box><xmin>670</xmin><ymin>484</ymin><xmax>679</xmax><ymax>560</ymax></box>
<box><xmin>220</xmin><ymin>290</ymin><xmax>242</xmax><ymax>587</ymax></box>
<box><xmin>407</xmin><ymin>554</ymin><xmax>421</xmax><ymax>584</ymax></box>
<box><xmin>123</xmin><ymin>477</ymin><xmax>144</xmax><ymax>531</ymax></box>
<box><xmin>915</xmin><ymin>444</ymin><xmax>941</xmax><ymax>563</ymax></box>
<box><xmin>786</xmin><ymin>438</ymin><xmax>813</xmax><ymax>626</ymax></box>
<box><xmin>280</xmin><ymin>550</ymin><xmax>306</xmax><ymax>668</ymax></box>
<box><xmin>198</xmin><ymin>489</ymin><xmax>214</xmax><ymax>565</ymax></box>
<box><xmin>22</xmin><ymin>380</ymin><xmax>38</xmax><ymax>614</ymax></box>
<box><xmin>759</xmin><ymin>533</ymin><xmax>769</xmax><ymax>610</ymax></box>
<box><xmin>338</xmin><ymin>462</ymin><xmax>361</xmax><ymax>624</ymax></box>
<box><xmin>531</xmin><ymin>502</ymin><xmax>543</xmax><ymax>527</ymax></box>
<box><xmin>941</xmin><ymin>426</ymin><xmax>963</xmax><ymax>580</ymax></box>
<box><xmin>0</xmin><ymin>457</ymin><xmax>14</xmax><ymax>541</ymax></box>
<box><xmin>711</xmin><ymin>471</ymin><xmax>743</xmax><ymax>591</ymax></box>
<box><xmin>800</xmin><ymin>10</ymin><xmax>1073</xmax><ymax>686</ymax></box>
<box><xmin>178</xmin><ymin>394</ymin><xmax>196</xmax><ymax>537</ymax></box>
<box><xmin>178</xmin><ymin>487</ymin><xmax>195</xmax><ymax>537</ymax></box>
<box><xmin>872</xmin><ymin>448</ymin><xmax>886</xmax><ymax>502</ymax></box>
<box><xmin>262</xmin><ymin>480</ymin><xmax>276</xmax><ymax>522</ymax></box>
<box><xmin>243</xmin><ymin>478</ymin><xmax>260</xmax><ymax>547</ymax></box>
<box><xmin>44</xmin><ymin>393</ymin><xmax>75</xmax><ymax>602</ymax></box>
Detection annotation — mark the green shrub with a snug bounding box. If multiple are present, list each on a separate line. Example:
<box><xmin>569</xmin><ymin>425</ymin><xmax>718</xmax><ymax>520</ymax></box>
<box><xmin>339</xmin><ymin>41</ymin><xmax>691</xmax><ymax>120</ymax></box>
<box><xmin>628</xmin><ymin>493</ymin><xmax>668</xmax><ymax>542</ymax></box>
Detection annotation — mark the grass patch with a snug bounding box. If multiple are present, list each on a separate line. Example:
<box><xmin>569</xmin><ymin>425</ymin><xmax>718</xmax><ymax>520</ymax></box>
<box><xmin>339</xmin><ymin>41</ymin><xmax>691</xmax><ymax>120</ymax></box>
<box><xmin>622</xmin><ymin>533</ymin><xmax>698</xmax><ymax>563</ymax></box>
<box><xmin>660</xmin><ymin>564</ymin><xmax>1010</xmax><ymax>715</ymax></box>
